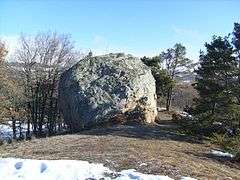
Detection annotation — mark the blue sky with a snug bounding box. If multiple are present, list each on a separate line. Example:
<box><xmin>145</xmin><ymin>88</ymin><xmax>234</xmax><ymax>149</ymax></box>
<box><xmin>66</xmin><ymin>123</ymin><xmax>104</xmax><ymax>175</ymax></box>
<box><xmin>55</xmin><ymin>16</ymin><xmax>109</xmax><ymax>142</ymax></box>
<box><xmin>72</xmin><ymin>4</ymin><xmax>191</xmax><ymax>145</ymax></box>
<box><xmin>0</xmin><ymin>0</ymin><xmax>240</xmax><ymax>60</ymax></box>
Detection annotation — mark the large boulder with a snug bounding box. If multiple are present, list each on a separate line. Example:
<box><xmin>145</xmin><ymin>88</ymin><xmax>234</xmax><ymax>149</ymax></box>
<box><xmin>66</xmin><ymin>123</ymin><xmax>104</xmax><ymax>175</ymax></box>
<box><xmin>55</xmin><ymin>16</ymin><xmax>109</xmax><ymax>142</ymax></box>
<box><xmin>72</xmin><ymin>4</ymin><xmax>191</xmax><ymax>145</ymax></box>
<box><xmin>58</xmin><ymin>53</ymin><xmax>157</xmax><ymax>131</ymax></box>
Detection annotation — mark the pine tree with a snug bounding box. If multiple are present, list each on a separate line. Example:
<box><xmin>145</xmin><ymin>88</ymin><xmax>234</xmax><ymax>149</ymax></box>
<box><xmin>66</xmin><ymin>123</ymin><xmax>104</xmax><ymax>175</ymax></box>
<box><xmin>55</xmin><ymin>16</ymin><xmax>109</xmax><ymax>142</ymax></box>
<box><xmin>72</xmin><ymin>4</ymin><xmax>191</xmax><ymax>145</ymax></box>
<box><xmin>233</xmin><ymin>23</ymin><xmax>240</xmax><ymax>59</ymax></box>
<box><xmin>232</xmin><ymin>23</ymin><xmax>240</xmax><ymax>128</ymax></box>
<box><xmin>194</xmin><ymin>36</ymin><xmax>238</xmax><ymax>126</ymax></box>
<box><xmin>232</xmin><ymin>23</ymin><xmax>240</xmax><ymax>105</ymax></box>
<box><xmin>141</xmin><ymin>56</ymin><xmax>173</xmax><ymax>102</ymax></box>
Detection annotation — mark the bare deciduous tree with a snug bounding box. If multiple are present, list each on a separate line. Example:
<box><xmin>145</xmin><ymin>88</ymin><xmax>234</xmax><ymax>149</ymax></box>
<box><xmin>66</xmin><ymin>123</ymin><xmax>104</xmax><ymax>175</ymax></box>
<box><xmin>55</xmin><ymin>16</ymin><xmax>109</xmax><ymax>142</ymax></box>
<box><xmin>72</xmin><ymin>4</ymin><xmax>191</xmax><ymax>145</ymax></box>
<box><xmin>160</xmin><ymin>43</ymin><xmax>192</xmax><ymax>111</ymax></box>
<box><xmin>15</xmin><ymin>32</ymin><xmax>78</xmax><ymax>136</ymax></box>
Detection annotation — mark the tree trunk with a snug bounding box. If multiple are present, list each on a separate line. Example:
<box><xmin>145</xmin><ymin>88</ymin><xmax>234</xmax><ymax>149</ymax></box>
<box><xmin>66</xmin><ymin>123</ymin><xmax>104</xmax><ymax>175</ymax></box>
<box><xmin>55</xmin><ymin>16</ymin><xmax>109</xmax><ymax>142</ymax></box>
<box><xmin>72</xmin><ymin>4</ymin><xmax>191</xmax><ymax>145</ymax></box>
<box><xmin>211</xmin><ymin>102</ymin><xmax>216</xmax><ymax>116</ymax></box>
<box><xmin>12</xmin><ymin>117</ymin><xmax>16</xmax><ymax>139</ymax></box>
<box><xmin>166</xmin><ymin>87</ymin><xmax>172</xmax><ymax>111</ymax></box>
<box><xmin>19</xmin><ymin>121</ymin><xmax>23</xmax><ymax>140</ymax></box>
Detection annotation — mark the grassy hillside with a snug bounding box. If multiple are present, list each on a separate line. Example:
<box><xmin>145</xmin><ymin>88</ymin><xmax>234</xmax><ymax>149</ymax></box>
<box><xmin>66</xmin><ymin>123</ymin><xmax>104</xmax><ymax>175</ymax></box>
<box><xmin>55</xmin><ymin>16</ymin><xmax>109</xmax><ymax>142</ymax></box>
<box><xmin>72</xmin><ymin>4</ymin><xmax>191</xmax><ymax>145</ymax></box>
<box><xmin>1</xmin><ymin>112</ymin><xmax>239</xmax><ymax>179</ymax></box>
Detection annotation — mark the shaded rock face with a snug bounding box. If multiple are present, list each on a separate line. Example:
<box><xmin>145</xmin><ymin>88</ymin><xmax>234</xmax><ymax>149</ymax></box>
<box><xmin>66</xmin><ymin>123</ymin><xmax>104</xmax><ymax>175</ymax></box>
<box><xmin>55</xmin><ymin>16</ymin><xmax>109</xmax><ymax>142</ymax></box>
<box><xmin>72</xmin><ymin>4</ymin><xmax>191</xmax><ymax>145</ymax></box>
<box><xmin>58</xmin><ymin>53</ymin><xmax>157</xmax><ymax>131</ymax></box>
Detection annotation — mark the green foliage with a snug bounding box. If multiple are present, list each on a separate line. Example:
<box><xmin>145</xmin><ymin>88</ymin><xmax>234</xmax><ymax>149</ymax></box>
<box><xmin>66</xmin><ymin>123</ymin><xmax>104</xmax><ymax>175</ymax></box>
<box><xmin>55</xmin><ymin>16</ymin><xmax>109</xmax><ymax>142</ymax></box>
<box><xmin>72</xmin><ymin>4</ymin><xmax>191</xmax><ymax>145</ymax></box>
<box><xmin>152</xmin><ymin>67</ymin><xmax>174</xmax><ymax>97</ymax></box>
<box><xmin>160</xmin><ymin>43</ymin><xmax>192</xmax><ymax>110</ymax></box>
<box><xmin>183</xmin><ymin>23</ymin><xmax>240</xmax><ymax>159</ymax></box>
<box><xmin>233</xmin><ymin>23</ymin><xmax>240</xmax><ymax>55</ymax></box>
<box><xmin>160</xmin><ymin>43</ymin><xmax>192</xmax><ymax>79</ymax></box>
<box><xmin>141</xmin><ymin>43</ymin><xmax>192</xmax><ymax>110</ymax></box>
<box><xmin>210</xmin><ymin>132</ymin><xmax>240</xmax><ymax>161</ymax></box>
<box><xmin>232</xmin><ymin>23</ymin><xmax>240</xmax><ymax>107</ymax></box>
<box><xmin>141</xmin><ymin>56</ymin><xmax>162</xmax><ymax>68</ymax></box>
<box><xmin>210</xmin><ymin>133</ymin><xmax>230</xmax><ymax>149</ymax></box>
<box><xmin>193</xmin><ymin>36</ymin><xmax>238</xmax><ymax>126</ymax></box>
<box><xmin>141</xmin><ymin>56</ymin><xmax>174</xmax><ymax>99</ymax></box>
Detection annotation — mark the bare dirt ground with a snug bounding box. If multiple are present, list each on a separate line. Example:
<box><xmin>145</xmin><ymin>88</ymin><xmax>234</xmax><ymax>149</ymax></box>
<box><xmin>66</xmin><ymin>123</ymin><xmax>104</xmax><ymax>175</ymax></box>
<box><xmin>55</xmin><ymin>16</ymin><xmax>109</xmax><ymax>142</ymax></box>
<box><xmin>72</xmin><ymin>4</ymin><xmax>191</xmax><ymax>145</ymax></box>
<box><xmin>0</xmin><ymin>111</ymin><xmax>240</xmax><ymax>179</ymax></box>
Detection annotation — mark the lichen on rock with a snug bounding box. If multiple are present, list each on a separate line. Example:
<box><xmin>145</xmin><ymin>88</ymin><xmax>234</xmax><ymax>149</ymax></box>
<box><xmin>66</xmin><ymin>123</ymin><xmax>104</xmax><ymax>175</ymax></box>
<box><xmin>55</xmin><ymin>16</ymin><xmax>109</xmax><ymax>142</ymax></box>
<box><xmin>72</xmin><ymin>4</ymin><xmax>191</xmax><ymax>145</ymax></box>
<box><xmin>58</xmin><ymin>53</ymin><xmax>157</xmax><ymax>131</ymax></box>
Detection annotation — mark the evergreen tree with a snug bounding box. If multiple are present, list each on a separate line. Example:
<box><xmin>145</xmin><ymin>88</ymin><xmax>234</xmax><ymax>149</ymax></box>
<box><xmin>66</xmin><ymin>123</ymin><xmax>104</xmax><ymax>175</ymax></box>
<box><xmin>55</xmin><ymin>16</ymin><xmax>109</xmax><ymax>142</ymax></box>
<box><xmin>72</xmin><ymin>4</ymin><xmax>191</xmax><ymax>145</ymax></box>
<box><xmin>232</xmin><ymin>23</ymin><xmax>240</xmax><ymax>128</ymax></box>
<box><xmin>233</xmin><ymin>23</ymin><xmax>240</xmax><ymax>59</ymax></box>
<box><xmin>141</xmin><ymin>56</ymin><xmax>173</xmax><ymax>102</ymax></box>
<box><xmin>232</xmin><ymin>23</ymin><xmax>240</xmax><ymax>105</ymax></box>
<box><xmin>194</xmin><ymin>36</ymin><xmax>238</xmax><ymax>126</ymax></box>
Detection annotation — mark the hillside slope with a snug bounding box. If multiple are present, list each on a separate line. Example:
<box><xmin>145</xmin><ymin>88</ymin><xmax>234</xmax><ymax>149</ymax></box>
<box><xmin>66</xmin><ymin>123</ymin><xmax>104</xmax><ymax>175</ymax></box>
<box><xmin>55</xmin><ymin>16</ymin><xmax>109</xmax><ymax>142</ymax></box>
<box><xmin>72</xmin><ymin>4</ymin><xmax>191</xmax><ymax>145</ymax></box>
<box><xmin>1</xmin><ymin>117</ymin><xmax>239</xmax><ymax>180</ymax></box>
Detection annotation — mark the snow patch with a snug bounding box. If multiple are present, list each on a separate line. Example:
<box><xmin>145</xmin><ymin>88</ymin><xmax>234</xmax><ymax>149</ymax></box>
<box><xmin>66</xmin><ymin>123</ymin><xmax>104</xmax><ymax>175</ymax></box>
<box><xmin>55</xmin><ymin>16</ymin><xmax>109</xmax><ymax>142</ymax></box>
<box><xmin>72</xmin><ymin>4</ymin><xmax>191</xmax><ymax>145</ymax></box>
<box><xmin>157</xmin><ymin>107</ymin><xmax>167</xmax><ymax>112</ymax></box>
<box><xmin>181</xmin><ymin>177</ymin><xmax>197</xmax><ymax>180</ymax></box>
<box><xmin>119</xmin><ymin>169</ymin><xmax>173</xmax><ymax>180</ymax></box>
<box><xmin>174</xmin><ymin>111</ymin><xmax>193</xmax><ymax>119</ymax></box>
<box><xmin>0</xmin><ymin>158</ymin><xmax>112</xmax><ymax>180</ymax></box>
<box><xmin>139</xmin><ymin>162</ymin><xmax>148</xmax><ymax>167</ymax></box>
<box><xmin>0</xmin><ymin>158</ymin><xmax>196</xmax><ymax>180</ymax></box>
<box><xmin>0</xmin><ymin>121</ymin><xmax>67</xmax><ymax>141</ymax></box>
<box><xmin>0</xmin><ymin>123</ymin><xmax>13</xmax><ymax>139</ymax></box>
<box><xmin>210</xmin><ymin>150</ymin><xmax>235</xmax><ymax>158</ymax></box>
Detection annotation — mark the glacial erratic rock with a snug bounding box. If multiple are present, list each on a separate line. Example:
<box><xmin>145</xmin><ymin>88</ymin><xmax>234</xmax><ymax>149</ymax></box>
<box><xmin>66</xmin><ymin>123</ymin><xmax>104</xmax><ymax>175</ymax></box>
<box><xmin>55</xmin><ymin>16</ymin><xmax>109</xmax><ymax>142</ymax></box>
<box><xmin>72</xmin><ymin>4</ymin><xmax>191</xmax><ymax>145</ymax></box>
<box><xmin>58</xmin><ymin>53</ymin><xmax>157</xmax><ymax>131</ymax></box>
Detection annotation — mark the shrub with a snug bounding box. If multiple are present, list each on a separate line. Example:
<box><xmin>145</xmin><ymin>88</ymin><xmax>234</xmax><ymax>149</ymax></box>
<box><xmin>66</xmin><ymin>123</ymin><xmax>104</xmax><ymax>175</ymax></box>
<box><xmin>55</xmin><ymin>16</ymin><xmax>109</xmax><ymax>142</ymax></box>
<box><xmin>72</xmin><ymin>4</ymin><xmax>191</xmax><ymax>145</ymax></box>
<box><xmin>210</xmin><ymin>133</ymin><xmax>230</xmax><ymax>149</ymax></box>
<box><xmin>235</xmin><ymin>151</ymin><xmax>240</xmax><ymax>162</ymax></box>
<box><xmin>210</xmin><ymin>132</ymin><xmax>240</xmax><ymax>161</ymax></box>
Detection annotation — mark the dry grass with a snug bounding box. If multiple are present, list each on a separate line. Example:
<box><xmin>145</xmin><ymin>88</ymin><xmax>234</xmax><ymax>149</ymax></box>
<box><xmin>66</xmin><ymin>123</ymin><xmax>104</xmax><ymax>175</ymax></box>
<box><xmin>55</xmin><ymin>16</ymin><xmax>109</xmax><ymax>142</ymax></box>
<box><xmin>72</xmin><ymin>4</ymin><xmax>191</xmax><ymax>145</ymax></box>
<box><xmin>0</xmin><ymin>123</ymin><xmax>240</xmax><ymax>179</ymax></box>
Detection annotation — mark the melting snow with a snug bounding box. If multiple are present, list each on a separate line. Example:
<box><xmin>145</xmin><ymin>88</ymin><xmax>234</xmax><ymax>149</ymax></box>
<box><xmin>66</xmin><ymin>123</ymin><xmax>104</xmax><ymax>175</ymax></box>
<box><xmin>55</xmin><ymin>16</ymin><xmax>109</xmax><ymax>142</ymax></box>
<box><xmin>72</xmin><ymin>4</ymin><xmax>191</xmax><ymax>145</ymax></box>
<box><xmin>0</xmin><ymin>122</ymin><xmax>13</xmax><ymax>139</ymax></box>
<box><xmin>157</xmin><ymin>107</ymin><xmax>167</xmax><ymax>112</ymax></box>
<box><xmin>0</xmin><ymin>121</ymin><xmax>32</xmax><ymax>140</ymax></box>
<box><xmin>181</xmin><ymin>177</ymin><xmax>197</xmax><ymax>180</ymax></box>
<box><xmin>139</xmin><ymin>162</ymin><xmax>148</xmax><ymax>167</ymax></box>
<box><xmin>0</xmin><ymin>158</ymin><xmax>196</xmax><ymax>180</ymax></box>
<box><xmin>210</xmin><ymin>150</ymin><xmax>235</xmax><ymax>158</ymax></box>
